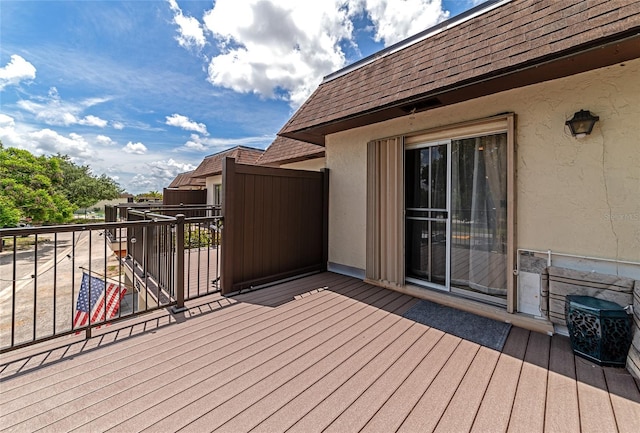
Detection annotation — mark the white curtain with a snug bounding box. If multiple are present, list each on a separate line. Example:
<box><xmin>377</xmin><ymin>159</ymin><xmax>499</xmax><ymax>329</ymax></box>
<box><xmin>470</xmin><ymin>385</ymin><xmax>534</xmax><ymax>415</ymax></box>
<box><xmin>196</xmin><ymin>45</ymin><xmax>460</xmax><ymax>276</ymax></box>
<box><xmin>452</xmin><ymin>134</ymin><xmax>507</xmax><ymax>295</ymax></box>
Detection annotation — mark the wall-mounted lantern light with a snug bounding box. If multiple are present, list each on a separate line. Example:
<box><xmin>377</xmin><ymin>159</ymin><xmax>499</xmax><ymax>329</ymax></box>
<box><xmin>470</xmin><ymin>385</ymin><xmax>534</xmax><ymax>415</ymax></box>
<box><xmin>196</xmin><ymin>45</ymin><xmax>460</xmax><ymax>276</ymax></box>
<box><xmin>565</xmin><ymin>109</ymin><xmax>599</xmax><ymax>138</ymax></box>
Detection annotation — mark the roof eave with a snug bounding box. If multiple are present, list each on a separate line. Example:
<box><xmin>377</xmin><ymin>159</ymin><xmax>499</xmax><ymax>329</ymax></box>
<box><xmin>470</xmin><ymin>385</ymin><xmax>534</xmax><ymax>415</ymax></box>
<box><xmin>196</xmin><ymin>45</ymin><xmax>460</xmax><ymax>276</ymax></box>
<box><xmin>259</xmin><ymin>151</ymin><xmax>326</xmax><ymax>166</ymax></box>
<box><xmin>191</xmin><ymin>170</ymin><xmax>221</xmax><ymax>179</ymax></box>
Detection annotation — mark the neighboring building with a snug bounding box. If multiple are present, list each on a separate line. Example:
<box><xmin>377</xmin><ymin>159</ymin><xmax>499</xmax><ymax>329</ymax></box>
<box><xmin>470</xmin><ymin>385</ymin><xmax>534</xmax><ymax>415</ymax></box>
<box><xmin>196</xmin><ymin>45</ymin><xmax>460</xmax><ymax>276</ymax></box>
<box><xmin>92</xmin><ymin>194</ymin><xmax>134</xmax><ymax>210</ymax></box>
<box><xmin>120</xmin><ymin>193</ymin><xmax>134</xmax><ymax>203</ymax></box>
<box><xmin>135</xmin><ymin>195</ymin><xmax>162</xmax><ymax>203</ymax></box>
<box><xmin>167</xmin><ymin>171</ymin><xmax>206</xmax><ymax>190</ymax></box>
<box><xmin>256</xmin><ymin>136</ymin><xmax>325</xmax><ymax>171</ymax></box>
<box><xmin>277</xmin><ymin>0</ymin><xmax>640</xmax><ymax>349</ymax></box>
<box><xmin>191</xmin><ymin>146</ymin><xmax>265</xmax><ymax>207</ymax></box>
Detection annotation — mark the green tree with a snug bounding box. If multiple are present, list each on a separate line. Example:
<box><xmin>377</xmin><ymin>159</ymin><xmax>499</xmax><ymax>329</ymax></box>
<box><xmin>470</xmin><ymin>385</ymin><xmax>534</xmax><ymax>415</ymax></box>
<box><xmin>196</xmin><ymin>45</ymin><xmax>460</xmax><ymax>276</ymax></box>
<box><xmin>0</xmin><ymin>147</ymin><xmax>74</xmax><ymax>224</ymax></box>
<box><xmin>136</xmin><ymin>190</ymin><xmax>162</xmax><ymax>201</ymax></box>
<box><xmin>0</xmin><ymin>145</ymin><xmax>123</xmax><ymax>225</ymax></box>
<box><xmin>0</xmin><ymin>194</ymin><xmax>21</xmax><ymax>227</ymax></box>
<box><xmin>53</xmin><ymin>155</ymin><xmax>122</xmax><ymax>210</ymax></box>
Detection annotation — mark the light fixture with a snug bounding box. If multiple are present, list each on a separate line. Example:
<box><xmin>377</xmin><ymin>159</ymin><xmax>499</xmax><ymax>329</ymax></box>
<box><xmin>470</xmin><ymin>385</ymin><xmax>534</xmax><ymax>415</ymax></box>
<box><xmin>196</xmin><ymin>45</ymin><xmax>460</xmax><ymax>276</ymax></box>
<box><xmin>565</xmin><ymin>109</ymin><xmax>599</xmax><ymax>138</ymax></box>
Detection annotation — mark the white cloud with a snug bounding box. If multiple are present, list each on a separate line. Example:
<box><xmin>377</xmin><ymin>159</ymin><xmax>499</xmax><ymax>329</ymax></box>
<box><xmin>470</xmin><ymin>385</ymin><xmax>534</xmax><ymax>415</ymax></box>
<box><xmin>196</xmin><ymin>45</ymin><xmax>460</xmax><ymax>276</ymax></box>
<box><xmin>183</xmin><ymin>136</ymin><xmax>206</xmax><ymax>152</ymax></box>
<box><xmin>0</xmin><ymin>113</ymin><xmax>16</xmax><ymax>127</ymax></box>
<box><xmin>188</xmin><ymin>0</ymin><xmax>448</xmax><ymax>108</ymax></box>
<box><xmin>363</xmin><ymin>0</ymin><xmax>449</xmax><ymax>45</ymax></box>
<box><xmin>167</xmin><ymin>0</ymin><xmax>206</xmax><ymax>50</ymax></box>
<box><xmin>202</xmin><ymin>0</ymin><xmax>355</xmax><ymax>107</ymax></box>
<box><xmin>128</xmin><ymin>174</ymin><xmax>157</xmax><ymax>192</ymax></box>
<box><xmin>0</xmin><ymin>117</ymin><xmax>92</xmax><ymax>159</ymax></box>
<box><xmin>129</xmin><ymin>158</ymin><xmax>196</xmax><ymax>192</ymax></box>
<box><xmin>79</xmin><ymin>115</ymin><xmax>108</xmax><ymax>128</ymax></box>
<box><xmin>149</xmin><ymin>158</ymin><xmax>195</xmax><ymax>178</ymax></box>
<box><xmin>176</xmin><ymin>133</ymin><xmax>271</xmax><ymax>153</ymax></box>
<box><xmin>0</xmin><ymin>55</ymin><xmax>36</xmax><ymax>90</ymax></box>
<box><xmin>165</xmin><ymin>113</ymin><xmax>208</xmax><ymax>135</ymax></box>
<box><xmin>16</xmin><ymin>87</ymin><xmax>111</xmax><ymax>128</ymax></box>
<box><xmin>112</xmin><ymin>121</ymin><xmax>125</xmax><ymax>130</ymax></box>
<box><xmin>28</xmin><ymin>129</ymin><xmax>92</xmax><ymax>158</ymax></box>
<box><xmin>123</xmin><ymin>142</ymin><xmax>148</xmax><ymax>154</ymax></box>
<box><xmin>0</xmin><ymin>115</ymin><xmax>21</xmax><ymax>146</ymax></box>
<box><xmin>0</xmin><ymin>117</ymin><xmax>202</xmax><ymax>195</ymax></box>
<box><xmin>96</xmin><ymin>134</ymin><xmax>116</xmax><ymax>146</ymax></box>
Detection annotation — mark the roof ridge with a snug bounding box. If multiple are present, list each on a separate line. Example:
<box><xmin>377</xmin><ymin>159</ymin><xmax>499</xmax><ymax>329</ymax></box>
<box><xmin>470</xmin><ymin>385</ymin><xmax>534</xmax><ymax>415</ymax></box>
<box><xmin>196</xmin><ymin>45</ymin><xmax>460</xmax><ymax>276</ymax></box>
<box><xmin>202</xmin><ymin>144</ymin><xmax>266</xmax><ymax>159</ymax></box>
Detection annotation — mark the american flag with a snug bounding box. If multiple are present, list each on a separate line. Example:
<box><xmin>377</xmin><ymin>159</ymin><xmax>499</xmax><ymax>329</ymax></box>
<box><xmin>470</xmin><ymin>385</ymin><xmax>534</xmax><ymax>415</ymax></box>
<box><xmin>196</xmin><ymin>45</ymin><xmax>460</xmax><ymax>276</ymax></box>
<box><xmin>74</xmin><ymin>272</ymin><xmax>126</xmax><ymax>329</ymax></box>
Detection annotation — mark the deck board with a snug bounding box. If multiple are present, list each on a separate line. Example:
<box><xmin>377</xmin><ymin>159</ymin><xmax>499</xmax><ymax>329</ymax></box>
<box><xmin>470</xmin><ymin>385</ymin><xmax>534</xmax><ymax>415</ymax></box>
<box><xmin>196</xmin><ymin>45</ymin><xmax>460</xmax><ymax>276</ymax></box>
<box><xmin>177</xmin><ymin>292</ymin><xmax>415</xmax><ymax>433</ymax></box>
<box><xmin>471</xmin><ymin>326</ymin><xmax>529</xmax><ymax>432</ymax></box>
<box><xmin>1</xmin><ymin>272</ymin><xmax>639</xmax><ymax>433</ymax></box>
<box><xmin>90</xmin><ymin>280</ymin><xmax>382</xmax><ymax>433</ymax></box>
<box><xmin>545</xmin><ymin>334</ymin><xmax>580</xmax><ymax>433</ymax></box>
<box><xmin>227</xmin><ymin>293</ymin><xmax>416</xmax><ymax>433</ymax></box>
<box><xmin>3</xmin><ymin>278</ymin><xmax>357</xmax><ymax>431</ymax></box>
<box><xmin>575</xmin><ymin>356</ymin><xmax>618</xmax><ymax>433</ymax></box>
<box><xmin>285</xmin><ymin>320</ymin><xmax>421</xmax><ymax>433</ymax></box>
<box><xmin>507</xmin><ymin>330</ymin><xmax>551</xmax><ymax>433</ymax></box>
<box><xmin>603</xmin><ymin>367</ymin><xmax>640</xmax><ymax>433</ymax></box>
<box><xmin>433</xmin><ymin>345</ymin><xmax>500</xmax><ymax>433</ymax></box>
<box><xmin>322</xmin><ymin>327</ymin><xmax>442</xmax><ymax>433</ymax></box>
<box><xmin>358</xmin><ymin>331</ymin><xmax>456</xmax><ymax>433</ymax></box>
<box><xmin>398</xmin><ymin>338</ymin><xmax>480</xmax><ymax>432</ymax></box>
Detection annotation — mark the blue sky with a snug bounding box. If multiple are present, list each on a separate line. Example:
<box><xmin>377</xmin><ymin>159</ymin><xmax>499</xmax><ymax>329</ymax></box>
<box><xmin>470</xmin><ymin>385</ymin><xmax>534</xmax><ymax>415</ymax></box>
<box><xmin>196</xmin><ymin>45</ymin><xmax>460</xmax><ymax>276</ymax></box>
<box><xmin>1</xmin><ymin>0</ymin><xmax>483</xmax><ymax>194</ymax></box>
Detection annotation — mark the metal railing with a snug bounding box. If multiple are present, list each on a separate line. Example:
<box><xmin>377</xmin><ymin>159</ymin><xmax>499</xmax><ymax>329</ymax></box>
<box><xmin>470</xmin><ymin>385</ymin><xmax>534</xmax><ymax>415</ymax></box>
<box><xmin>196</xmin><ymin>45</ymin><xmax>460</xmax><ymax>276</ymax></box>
<box><xmin>0</xmin><ymin>209</ymin><xmax>222</xmax><ymax>353</ymax></box>
<box><xmin>105</xmin><ymin>203</ymin><xmax>221</xmax><ymax>221</ymax></box>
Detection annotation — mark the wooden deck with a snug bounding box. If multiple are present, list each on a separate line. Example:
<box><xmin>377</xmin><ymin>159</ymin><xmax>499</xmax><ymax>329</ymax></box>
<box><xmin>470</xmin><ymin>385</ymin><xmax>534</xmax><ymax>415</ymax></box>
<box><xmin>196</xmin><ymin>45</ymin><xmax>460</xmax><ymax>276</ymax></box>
<box><xmin>1</xmin><ymin>272</ymin><xmax>639</xmax><ymax>432</ymax></box>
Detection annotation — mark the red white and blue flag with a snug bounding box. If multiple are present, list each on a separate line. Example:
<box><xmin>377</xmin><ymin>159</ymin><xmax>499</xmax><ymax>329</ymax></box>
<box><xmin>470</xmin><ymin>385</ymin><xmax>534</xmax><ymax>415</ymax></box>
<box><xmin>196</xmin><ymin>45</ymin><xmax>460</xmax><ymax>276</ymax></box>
<box><xmin>74</xmin><ymin>272</ymin><xmax>126</xmax><ymax>329</ymax></box>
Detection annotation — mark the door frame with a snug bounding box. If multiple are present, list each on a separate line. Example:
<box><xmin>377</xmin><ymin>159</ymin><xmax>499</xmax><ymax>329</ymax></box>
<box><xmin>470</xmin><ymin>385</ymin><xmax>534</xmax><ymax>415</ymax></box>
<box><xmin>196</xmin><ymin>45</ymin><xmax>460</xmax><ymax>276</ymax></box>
<box><xmin>405</xmin><ymin>135</ymin><xmax>510</xmax><ymax>307</ymax></box>
<box><xmin>366</xmin><ymin>114</ymin><xmax>516</xmax><ymax>312</ymax></box>
<box><xmin>404</xmin><ymin>114</ymin><xmax>516</xmax><ymax>312</ymax></box>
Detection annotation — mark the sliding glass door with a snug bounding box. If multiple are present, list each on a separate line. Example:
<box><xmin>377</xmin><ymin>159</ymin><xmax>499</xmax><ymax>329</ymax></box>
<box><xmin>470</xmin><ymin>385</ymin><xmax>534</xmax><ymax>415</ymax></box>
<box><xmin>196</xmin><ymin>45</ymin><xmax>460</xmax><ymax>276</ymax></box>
<box><xmin>405</xmin><ymin>133</ymin><xmax>508</xmax><ymax>305</ymax></box>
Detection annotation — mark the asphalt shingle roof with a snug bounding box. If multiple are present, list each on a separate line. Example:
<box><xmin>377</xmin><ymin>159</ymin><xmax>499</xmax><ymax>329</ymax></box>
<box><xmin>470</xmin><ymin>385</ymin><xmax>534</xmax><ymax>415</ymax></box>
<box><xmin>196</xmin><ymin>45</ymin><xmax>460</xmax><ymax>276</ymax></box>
<box><xmin>167</xmin><ymin>171</ymin><xmax>206</xmax><ymax>188</ymax></box>
<box><xmin>280</xmin><ymin>0</ymin><xmax>640</xmax><ymax>142</ymax></box>
<box><xmin>191</xmin><ymin>146</ymin><xmax>265</xmax><ymax>178</ymax></box>
<box><xmin>256</xmin><ymin>136</ymin><xmax>325</xmax><ymax>166</ymax></box>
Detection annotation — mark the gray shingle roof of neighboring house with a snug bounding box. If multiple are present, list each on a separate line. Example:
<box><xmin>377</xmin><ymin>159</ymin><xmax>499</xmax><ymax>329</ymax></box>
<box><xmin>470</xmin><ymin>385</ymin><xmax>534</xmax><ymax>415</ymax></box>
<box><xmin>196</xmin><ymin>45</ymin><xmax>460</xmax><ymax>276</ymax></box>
<box><xmin>191</xmin><ymin>146</ymin><xmax>265</xmax><ymax>178</ymax></box>
<box><xmin>256</xmin><ymin>136</ymin><xmax>325</xmax><ymax>166</ymax></box>
<box><xmin>279</xmin><ymin>0</ymin><xmax>640</xmax><ymax>145</ymax></box>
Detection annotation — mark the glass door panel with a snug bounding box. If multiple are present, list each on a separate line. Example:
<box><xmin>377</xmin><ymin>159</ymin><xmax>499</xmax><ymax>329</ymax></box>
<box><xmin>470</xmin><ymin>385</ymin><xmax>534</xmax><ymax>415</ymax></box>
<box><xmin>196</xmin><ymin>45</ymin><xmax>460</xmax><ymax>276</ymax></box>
<box><xmin>450</xmin><ymin>134</ymin><xmax>507</xmax><ymax>304</ymax></box>
<box><xmin>405</xmin><ymin>143</ymin><xmax>449</xmax><ymax>288</ymax></box>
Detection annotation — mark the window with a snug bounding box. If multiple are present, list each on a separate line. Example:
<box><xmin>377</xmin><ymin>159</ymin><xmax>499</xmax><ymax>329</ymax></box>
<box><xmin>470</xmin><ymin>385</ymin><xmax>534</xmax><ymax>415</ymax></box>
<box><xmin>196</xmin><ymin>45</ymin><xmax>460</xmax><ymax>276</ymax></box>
<box><xmin>213</xmin><ymin>184</ymin><xmax>222</xmax><ymax>206</ymax></box>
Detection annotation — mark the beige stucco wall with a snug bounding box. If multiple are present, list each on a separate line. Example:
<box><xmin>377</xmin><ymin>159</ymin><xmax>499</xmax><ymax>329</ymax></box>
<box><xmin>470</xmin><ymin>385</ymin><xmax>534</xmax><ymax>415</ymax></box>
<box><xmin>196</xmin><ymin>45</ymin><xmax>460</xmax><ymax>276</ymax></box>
<box><xmin>326</xmin><ymin>58</ymin><xmax>640</xmax><ymax>272</ymax></box>
<box><xmin>205</xmin><ymin>175</ymin><xmax>222</xmax><ymax>207</ymax></box>
<box><xmin>280</xmin><ymin>157</ymin><xmax>326</xmax><ymax>172</ymax></box>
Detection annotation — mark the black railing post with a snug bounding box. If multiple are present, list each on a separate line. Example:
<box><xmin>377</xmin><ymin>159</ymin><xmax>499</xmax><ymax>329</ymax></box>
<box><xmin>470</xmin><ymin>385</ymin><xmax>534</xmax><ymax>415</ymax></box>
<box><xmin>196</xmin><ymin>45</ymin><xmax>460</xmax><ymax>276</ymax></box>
<box><xmin>171</xmin><ymin>214</ymin><xmax>187</xmax><ymax>313</ymax></box>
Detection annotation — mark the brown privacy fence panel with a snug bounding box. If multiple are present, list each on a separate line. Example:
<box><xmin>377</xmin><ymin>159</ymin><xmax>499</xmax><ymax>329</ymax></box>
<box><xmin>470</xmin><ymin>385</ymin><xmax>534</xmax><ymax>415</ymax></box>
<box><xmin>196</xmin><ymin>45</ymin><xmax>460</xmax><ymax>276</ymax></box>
<box><xmin>221</xmin><ymin>158</ymin><xmax>328</xmax><ymax>294</ymax></box>
<box><xmin>163</xmin><ymin>188</ymin><xmax>207</xmax><ymax>208</ymax></box>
